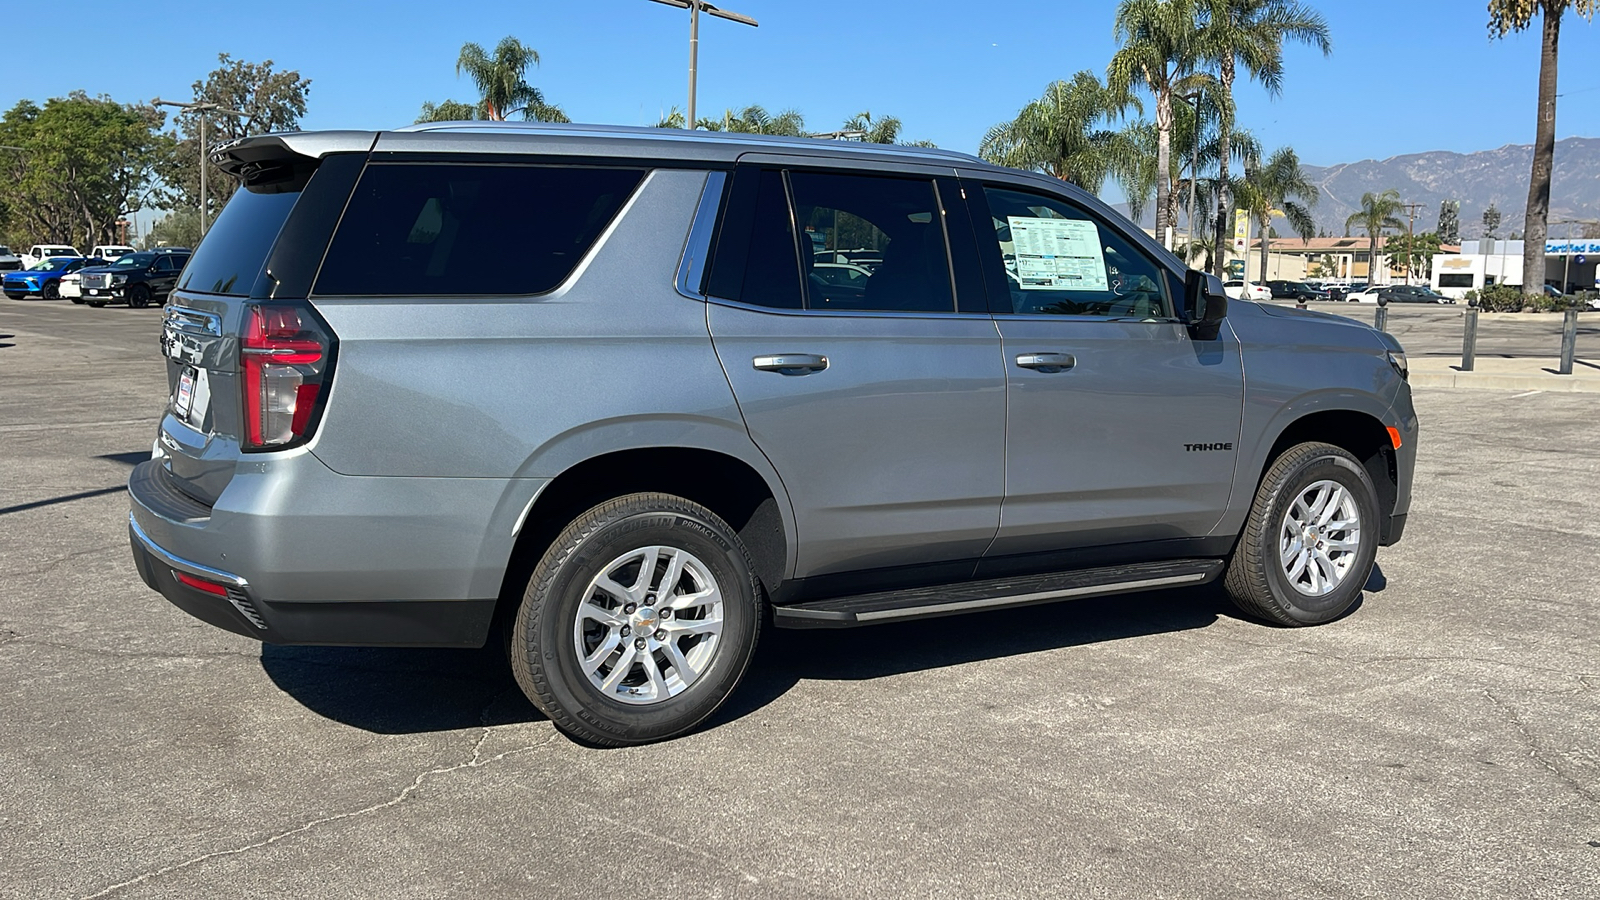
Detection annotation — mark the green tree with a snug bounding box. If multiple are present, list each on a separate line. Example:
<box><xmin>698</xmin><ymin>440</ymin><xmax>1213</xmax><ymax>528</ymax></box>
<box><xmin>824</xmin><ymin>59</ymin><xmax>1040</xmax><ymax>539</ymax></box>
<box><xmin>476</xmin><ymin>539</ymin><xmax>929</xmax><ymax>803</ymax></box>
<box><xmin>416</xmin><ymin>99</ymin><xmax>486</xmax><ymax>123</ymax></box>
<box><xmin>1233</xmin><ymin>146</ymin><xmax>1317</xmax><ymax>282</ymax></box>
<box><xmin>448</xmin><ymin>36</ymin><xmax>568</xmax><ymax>123</ymax></box>
<box><xmin>1345</xmin><ymin>189</ymin><xmax>1404</xmax><ymax>283</ymax></box>
<box><xmin>1381</xmin><ymin>231</ymin><xmax>1443</xmax><ymax>283</ymax></box>
<box><xmin>143</xmin><ymin>207</ymin><xmax>201</xmax><ymax>250</ymax></box>
<box><xmin>1482</xmin><ymin>202</ymin><xmax>1503</xmax><ymax>238</ymax></box>
<box><xmin>1437</xmin><ymin>199</ymin><xmax>1460</xmax><ymax>245</ymax></box>
<box><xmin>1117</xmin><ymin>81</ymin><xmax>1255</xmax><ymax>235</ymax></box>
<box><xmin>1488</xmin><ymin>0</ymin><xmax>1596</xmax><ymax>295</ymax></box>
<box><xmin>0</xmin><ymin>94</ymin><xmax>171</xmax><ymax>250</ymax></box>
<box><xmin>1197</xmin><ymin>0</ymin><xmax>1331</xmax><ymax>278</ymax></box>
<box><xmin>980</xmin><ymin>71</ymin><xmax>1133</xmax><ymax>195</ymax></box>
<box><xmin>164</xmin><ymin>54</ymin><xmax>311</xmax><ymax>219</ymax></box>
<box><xmin>697</xmin><ymin>105</ymin><xmax>806</xmax><ymax>136</ymax></box>
<box><xmin>1109</xmin><ymin>0</ymin><xmax>1203</xmax><ymax>245</ymax></box>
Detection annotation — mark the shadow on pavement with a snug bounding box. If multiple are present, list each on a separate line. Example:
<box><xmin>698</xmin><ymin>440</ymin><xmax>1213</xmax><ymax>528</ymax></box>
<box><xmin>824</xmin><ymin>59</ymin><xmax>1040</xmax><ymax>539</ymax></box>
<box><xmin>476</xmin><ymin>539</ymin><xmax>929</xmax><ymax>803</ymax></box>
<box><xmin>262</xmin><ymin>582</ymin><xmax>1236</xmax><ymax>737</ymax></box>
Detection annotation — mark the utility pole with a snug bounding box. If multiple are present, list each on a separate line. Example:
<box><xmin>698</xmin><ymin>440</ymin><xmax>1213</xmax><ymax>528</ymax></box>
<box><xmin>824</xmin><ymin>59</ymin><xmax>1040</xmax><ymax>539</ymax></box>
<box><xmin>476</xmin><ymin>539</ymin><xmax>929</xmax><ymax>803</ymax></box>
<box><xmin>1400</xmin><ymin>201</ymin><xmax>1425</xmax><ymax>286</ymax></box>
<box><xmin>154</xmin><ymin>98</ymin><xmax>247</xmax><ymax>237</ymax></box>
<box><xmin>646</xmin><ymin>0</ymin><xmax>759</xmax><ymax>131</ymax></box>
<box><xmin>1181</xmin><ymin>91</ymin><xmax>1202</xmax><ymax>268</ymax></box>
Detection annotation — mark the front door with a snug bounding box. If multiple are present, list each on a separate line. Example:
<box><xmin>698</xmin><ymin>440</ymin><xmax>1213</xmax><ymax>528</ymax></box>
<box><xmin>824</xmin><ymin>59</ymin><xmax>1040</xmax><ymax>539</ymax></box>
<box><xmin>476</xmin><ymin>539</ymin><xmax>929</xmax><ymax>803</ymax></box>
<box><xmin>968</xmin><ymin>181</ymin><xmax>1245</xmax><ymax>560</ymax></box>
<box><xmin>706</xmin><ymin>166</ymin><xmax>1005</xmax><ymax>579</ymax></box>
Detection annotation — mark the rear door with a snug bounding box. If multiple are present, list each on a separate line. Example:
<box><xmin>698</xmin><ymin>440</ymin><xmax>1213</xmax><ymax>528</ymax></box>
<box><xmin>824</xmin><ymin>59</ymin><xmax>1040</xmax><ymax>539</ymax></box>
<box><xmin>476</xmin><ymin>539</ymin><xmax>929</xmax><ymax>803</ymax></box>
<box><xmin>966</xmin><ymin>179</ymin><xmax>1244</xmax><ymax>562</ymax></box>
<box><xmin>705</xmin><ymin>163</ymin><xmax>1005</xmax><ymax>580</ymax></box>
<box><xmin>157</xmin><ymin>152</ymin><xmax>366</xmax><ymax>505</ymax></box>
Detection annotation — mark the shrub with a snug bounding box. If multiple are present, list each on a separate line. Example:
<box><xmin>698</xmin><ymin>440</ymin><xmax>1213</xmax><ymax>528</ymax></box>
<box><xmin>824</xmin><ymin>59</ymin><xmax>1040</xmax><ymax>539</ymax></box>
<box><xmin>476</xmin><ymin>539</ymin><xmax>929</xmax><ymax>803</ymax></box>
<box><xmin>1468</xmin><ymin>284</ymin><xmax>1527</xmax><ymax>312</ymax></box>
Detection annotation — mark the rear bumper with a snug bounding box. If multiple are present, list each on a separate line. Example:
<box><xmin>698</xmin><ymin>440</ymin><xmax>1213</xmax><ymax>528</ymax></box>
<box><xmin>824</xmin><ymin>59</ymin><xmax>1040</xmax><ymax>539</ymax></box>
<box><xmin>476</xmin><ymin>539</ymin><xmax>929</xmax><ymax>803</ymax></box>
<box><xmin>127</xmin><ymin>456</ymin><xmax>545</xmax><ymax>647</ymax></box>
<box><xmin>130</xmin><ymin>515</ymin><xmax>495</xmax><ymax>645</ymax></box>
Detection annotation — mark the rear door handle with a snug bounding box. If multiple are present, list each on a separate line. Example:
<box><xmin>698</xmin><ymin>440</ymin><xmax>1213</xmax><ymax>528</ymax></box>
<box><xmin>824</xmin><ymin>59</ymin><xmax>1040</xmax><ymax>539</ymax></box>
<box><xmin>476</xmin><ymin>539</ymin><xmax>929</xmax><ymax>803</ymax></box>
<box><xmin>753</xmin><ymin>354</ymin><xmax>828</xmax><ymax>375</ymax></box>
<box><xmin>1015</xmin><ymin>352</ymin><xmax>1075</xmax><ymax>372</ymax></box>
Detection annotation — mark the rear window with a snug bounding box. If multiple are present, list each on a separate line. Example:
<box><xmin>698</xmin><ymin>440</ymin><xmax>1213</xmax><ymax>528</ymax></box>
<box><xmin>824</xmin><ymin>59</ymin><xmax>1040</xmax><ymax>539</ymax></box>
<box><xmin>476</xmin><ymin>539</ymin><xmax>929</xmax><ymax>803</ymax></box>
<box><xmin>179</xmin><ymin>187</ymin><xmax>300</xmax><ymax>296</ymax></box>
<box><xmin>312</xmin><ymin>163</ymin><xmax>645</xmax><ymax>297</ymax></box>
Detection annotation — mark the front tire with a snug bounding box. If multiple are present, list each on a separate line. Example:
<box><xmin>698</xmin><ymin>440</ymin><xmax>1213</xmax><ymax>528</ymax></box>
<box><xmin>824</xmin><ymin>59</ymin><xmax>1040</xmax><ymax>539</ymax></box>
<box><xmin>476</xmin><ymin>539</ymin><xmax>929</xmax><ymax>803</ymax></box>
<box><xmin>128</xmin><ymin>285</ymin><xmax>151</xmax><ymax>309</ymax></box>
<box><xmin>509</xmin><ymin>492</ymin><xmax>762</xmax><ymax>746</ymax></box>
<box><xmin>43</xmin><ymin>282</ymin><xmax>59</xmax><ymax>300</ymax></box>
<box><xmin>1224</xmin><ymin>442</ymin><xmax>1380</xmax><ymax>626</ymax></box>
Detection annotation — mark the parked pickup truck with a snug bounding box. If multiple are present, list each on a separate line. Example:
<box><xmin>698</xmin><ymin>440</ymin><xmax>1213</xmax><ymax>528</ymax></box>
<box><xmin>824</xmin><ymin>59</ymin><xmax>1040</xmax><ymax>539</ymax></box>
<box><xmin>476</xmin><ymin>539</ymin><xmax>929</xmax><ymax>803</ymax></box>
<box><xmin>129</xmin><ymin>125</ymin><xmax>1417</xmax><ymax>747</ymax></box>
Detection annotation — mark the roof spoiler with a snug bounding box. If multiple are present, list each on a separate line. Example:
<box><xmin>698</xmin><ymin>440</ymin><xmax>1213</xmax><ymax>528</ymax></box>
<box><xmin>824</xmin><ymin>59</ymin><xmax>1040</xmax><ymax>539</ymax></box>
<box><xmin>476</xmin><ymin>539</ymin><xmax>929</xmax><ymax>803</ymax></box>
<box><xmin>210</xmin><ymin>131</ymin><xmax>378</xmax><ymax>182</ymax></box>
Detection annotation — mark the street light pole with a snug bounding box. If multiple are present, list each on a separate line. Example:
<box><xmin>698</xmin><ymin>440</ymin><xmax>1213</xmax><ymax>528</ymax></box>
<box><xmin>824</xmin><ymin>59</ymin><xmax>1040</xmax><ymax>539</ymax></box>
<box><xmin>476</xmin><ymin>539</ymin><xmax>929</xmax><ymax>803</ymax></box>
<box><xmin>154</xmin><ymin>97</ymin><xmax>246</xmax><ymax>237</ymax></box>
<box><xmin>646</xmin><ymin>0</ymin><xmax>758</xmax><ymax>130</ymax></box>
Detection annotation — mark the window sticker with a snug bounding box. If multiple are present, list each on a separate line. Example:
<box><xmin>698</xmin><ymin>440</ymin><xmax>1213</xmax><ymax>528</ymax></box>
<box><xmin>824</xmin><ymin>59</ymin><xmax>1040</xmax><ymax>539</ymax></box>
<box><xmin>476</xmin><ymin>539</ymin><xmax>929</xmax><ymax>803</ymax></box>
<box><xmin>1005</xmin><ymin>217</ymin><xmax>1108</xmax><ymax>291</ymax></box>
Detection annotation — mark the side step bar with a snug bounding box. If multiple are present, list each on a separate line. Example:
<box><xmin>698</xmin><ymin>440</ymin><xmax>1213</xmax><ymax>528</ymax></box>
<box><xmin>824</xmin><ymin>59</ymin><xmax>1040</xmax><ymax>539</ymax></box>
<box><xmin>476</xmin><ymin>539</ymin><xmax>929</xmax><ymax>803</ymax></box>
<box><xmin>772</xmin><ymin>559</ymin><xmax>1224</xmax><ymax>629</ymax></box>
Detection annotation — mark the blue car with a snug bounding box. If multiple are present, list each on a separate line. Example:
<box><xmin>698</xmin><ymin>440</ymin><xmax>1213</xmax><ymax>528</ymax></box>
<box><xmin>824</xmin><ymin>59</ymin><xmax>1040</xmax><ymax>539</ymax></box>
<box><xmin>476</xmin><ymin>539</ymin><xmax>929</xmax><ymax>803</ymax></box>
<box><xmin>3</xmin><ymin>256</ymin><xmax>89</xmax><ymax>299</ymax></box>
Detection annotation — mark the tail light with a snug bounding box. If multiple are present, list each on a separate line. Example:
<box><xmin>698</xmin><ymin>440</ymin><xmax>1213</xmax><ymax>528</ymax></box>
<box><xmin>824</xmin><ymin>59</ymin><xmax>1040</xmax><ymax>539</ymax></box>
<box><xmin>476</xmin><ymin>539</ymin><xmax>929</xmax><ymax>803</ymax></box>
<box><xmin>241</xmin><ymin>304</ymin><xmax>334</xmax><ymax>450</ymax></box>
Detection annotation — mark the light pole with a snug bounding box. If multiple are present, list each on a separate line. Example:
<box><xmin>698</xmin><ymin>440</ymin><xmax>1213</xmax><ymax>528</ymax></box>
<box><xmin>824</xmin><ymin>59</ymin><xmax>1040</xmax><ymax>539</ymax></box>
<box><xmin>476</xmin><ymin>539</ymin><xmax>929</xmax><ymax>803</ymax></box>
<box><xmin>154</xmin><ymin>97</ymin><xmax>246</xmax><ymax>237</ymax></box>
<box><xmin>646</xmin><ymin>0</ymin><xmax>758</xmax><ymax>130</ymax></box>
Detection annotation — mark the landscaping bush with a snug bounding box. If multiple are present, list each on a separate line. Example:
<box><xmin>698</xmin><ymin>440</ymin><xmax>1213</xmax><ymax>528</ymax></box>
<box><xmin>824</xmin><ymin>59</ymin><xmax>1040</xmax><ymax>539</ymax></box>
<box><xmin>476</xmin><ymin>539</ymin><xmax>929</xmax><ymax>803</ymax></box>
<box><xmin>1465</xmin><ymin>284</ymin><xmax>1526</xmax><ymax>312</ymax></box>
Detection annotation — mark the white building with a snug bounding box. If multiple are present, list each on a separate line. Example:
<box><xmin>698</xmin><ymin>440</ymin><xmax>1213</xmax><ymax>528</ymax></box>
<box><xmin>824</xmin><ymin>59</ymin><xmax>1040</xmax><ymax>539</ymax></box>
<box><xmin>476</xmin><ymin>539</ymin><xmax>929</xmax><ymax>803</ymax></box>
<box><xmin>1432</xmin><ymin>238</ymin><xmax>1600</xmax><ymax>300</ymax></box>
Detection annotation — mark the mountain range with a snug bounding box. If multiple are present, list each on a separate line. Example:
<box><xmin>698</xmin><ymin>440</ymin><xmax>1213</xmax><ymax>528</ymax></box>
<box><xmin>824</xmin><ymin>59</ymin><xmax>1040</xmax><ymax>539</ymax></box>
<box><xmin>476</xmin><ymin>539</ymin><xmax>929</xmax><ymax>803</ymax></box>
<box><xmin>1120</xmin><ymin>136</ymin><xmax>1600</xmax><ymax>242</ymax></box>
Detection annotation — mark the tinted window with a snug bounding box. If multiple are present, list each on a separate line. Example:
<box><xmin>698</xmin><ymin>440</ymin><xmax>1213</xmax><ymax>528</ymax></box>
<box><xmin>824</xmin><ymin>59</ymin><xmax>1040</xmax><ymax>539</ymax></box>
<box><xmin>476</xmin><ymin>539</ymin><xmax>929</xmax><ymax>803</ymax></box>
<box><xmin>314</xmin><ymin>163</ymin><xmax>644</xmax><ymax>297</ymax></box>
<box><xmin>981</xmin><ymin>186</ymin><xmax>1171</xmax><ymax>318</ymax></box>
<box><xmin>790</xmin><ymin>171</ymin><xmax>953</xmax><ymax>313</ymax></box>
<box><xmin>178</xmin><ymin>187</ymin><xmax>298</xmax><ymax>295</ymax></box>
<box><xmin>736</xmin><ymin>168</ymin><xmax>804</xmax><ymax>310</ymax></box>
<box><xmin>1439</xmin><ymin>274</ymin><xmax>1473</xmax><ymax>288</ymax></box>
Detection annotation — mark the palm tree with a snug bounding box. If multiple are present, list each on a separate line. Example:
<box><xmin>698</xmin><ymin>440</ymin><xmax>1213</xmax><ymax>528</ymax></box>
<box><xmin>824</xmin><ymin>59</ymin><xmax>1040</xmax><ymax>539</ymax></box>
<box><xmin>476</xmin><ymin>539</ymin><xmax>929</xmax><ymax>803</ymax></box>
<box><xmin>1197</xmin><ymin>0</ymin><xmax>1331</xmax><ymax>278</ymax></box>
<box><xmin>1118</xmin><ymin>81</ymin><xmax>1249</xmax><ymax>238</ymax></box>
<box><xmin>1344</xmin><ymin>189</ymin><xmax>1404</xmax><ymax>286</ymax></box>
<box><xmin>1233</xmin><ymin>146</ymin><xmax>1317</xmax><ymax>282</ymax></box>
<box><xmin>843</xmin><ymin>111</ymin><xmax>901</xmax><ymax>144</ymax></box>
<box><xmin>697</xmin><ymin>105</ymin><xmax>806</xmax><ymax>136</ymax></box>
<box><xmin>456</xmin><ymin>37</ymin><xmax>569</xmax><ymax>123</ymax></box>
<box><xmin>1488</xmin><ymin>0</ymin><xmax>1596</xmax><ymax>296</ymax></box>
<box><xmin>1109</xmin><ymin>0</ymin><xmax>1203</xmax><ymax>247</ymax></box>
<box><xmin>980</xmin><ymin>71</ymin><xmax>1134</xmax><ymax>195</ymax></box>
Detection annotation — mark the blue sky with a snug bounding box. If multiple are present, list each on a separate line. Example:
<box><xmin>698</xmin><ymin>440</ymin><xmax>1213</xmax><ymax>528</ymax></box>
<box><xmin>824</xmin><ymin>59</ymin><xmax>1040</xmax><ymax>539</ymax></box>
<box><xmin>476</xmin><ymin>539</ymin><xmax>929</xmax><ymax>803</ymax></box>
<box><xmin>5</xmin><ymin>1</ymin><xmax>1597</xmax><ymax>170</ymax></box>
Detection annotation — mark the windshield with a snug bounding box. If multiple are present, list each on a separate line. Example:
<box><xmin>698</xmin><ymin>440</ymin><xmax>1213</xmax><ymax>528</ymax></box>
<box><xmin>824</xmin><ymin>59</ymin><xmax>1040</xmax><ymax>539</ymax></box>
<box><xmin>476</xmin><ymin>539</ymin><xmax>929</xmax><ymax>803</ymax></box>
<box><xmin>27</xmin><ymin>259</ymin><xmax>70</xmax><ymax>272</ymax></box>
<box><xmin>113</xmin><ymin>253</ymin><xmax>154</xmax><ymax>268</ymax></box>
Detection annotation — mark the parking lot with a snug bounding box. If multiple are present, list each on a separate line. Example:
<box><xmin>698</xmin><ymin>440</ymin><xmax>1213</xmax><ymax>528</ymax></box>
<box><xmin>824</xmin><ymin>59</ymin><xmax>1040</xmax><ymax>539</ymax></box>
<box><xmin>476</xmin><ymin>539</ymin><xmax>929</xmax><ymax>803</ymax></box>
<box><xmin>2</xmin><ymin>298</ymin><xmax>1597</xmax><ymax>899</ymax></box>
<box><xmin>1290</xmin><ymin>299</ymin><xmax>1599</xmax><ymax>360</ymax></box>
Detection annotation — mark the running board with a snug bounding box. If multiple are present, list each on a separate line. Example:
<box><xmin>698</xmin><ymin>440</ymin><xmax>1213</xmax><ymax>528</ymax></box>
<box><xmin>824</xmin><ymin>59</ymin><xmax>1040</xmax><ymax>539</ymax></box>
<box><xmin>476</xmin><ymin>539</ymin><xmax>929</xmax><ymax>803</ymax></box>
<box><xmin>772</xmin><ymin>559</ymin><xmax>1224</xmax><ymax>629</ymax></box>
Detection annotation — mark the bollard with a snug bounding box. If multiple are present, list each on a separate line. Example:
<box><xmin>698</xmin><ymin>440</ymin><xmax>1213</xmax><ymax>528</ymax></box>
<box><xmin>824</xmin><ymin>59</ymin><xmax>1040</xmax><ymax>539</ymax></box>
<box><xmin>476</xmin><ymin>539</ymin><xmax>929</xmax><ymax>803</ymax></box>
<box><xmin>1374</xmin><ymin>306</ymin><xmax>1388</xmax><ymax>332</ymax></box>
<box><xmin>1461</xmin><ymin>306</ymin><xmax>1479</xmax><ymax>372</ymax></box>
<box><xmin>1559</xmin><ymin>306</ymin><xmax>1579</xmax><ymax>375</ymax></box>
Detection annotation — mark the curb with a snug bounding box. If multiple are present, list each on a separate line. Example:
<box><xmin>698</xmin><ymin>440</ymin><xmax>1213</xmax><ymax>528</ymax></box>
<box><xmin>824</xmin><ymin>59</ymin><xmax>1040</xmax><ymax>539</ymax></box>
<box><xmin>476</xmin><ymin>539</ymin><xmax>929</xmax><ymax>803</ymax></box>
<box><xmin>1410</xmin><ymin>371</ymin><xmax>1600</xmax><ymax>392</ymax></box>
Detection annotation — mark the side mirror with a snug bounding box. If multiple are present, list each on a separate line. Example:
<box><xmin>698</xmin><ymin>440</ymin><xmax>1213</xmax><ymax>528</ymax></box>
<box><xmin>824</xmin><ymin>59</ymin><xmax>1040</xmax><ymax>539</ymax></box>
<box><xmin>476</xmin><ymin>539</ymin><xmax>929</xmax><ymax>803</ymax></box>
<box><xmin>1184</xmin><ymin>269</ymin><xmax>1229</xmax><ymax>341</ymax></box>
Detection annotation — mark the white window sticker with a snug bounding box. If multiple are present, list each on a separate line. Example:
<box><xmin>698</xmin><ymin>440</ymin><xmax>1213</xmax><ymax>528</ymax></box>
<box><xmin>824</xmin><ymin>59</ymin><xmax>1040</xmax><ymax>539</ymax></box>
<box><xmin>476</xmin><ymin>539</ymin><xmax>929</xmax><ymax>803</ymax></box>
<box><xmin>1006</xmin><ymin>217</ymin><xmax>1108</xmax><ymax>291</ymax></box>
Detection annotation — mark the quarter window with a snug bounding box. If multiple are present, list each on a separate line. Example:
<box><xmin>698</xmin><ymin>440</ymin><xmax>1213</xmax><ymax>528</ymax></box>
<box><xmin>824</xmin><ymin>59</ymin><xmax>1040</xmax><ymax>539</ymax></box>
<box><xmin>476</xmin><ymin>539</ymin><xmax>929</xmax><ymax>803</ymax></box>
<box><xmin>980</xmin><ymin>186</ymin><xmax>1171</xmax><ymax>318</ymax></box>
<box><xmin>314</xmin><ymin>163</ymin><xmax>644</xmax><ymax>297</ymax></box>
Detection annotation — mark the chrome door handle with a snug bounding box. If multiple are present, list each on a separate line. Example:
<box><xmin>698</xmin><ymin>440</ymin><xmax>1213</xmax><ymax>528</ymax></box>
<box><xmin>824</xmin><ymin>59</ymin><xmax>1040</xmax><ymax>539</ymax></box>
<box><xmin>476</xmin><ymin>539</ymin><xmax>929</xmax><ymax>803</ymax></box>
<box><xmin>1015</xmin><ymin>352</ymin><xmax>1075</xmax><ymax>372</ymax></box>
<box><xmin>753</xmin><ymin>354</ymin><xmax>828</xmax><ymax>375</ymax></box>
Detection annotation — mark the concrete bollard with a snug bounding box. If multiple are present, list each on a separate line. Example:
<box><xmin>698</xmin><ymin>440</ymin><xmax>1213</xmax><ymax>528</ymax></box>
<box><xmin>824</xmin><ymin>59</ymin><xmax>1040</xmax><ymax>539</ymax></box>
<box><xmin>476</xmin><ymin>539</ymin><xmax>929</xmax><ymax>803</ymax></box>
<box><xmin>1461</xmin><ymin>306</ymin><xmax>1479</xmax><ymax>372</ymax></box>
<box><xmin>1559</xmin><ymin>307</ymin><xmax>1579</xmax><ymax>375</ymax></box>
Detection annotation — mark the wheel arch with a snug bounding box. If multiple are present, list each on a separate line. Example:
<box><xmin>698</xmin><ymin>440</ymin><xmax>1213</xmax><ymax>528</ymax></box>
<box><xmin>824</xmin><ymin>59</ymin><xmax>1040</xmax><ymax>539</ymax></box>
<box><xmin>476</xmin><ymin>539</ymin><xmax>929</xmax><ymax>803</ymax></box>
<box><xmin>1256</xmin><ymin>403</ymin><xmax>1399</xmax><ymax>539</ymax></box>
<box><xmin>494</xmin><ymin>445</ymin><xmax>794</xmax><ymax>631</ymax></box>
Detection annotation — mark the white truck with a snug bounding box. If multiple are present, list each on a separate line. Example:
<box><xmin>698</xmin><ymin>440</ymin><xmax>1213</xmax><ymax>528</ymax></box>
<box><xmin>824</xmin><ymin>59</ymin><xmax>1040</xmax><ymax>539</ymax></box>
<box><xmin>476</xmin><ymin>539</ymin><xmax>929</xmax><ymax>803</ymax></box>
<box><xmin>89</xmin><ymin>244</ymin><xmax>136</xmax><ymax>261</ymax></box>
<box><xmin>19</xmin><ymin>244</ymin><xmax>82</xmax><ymax>268</ymax></box>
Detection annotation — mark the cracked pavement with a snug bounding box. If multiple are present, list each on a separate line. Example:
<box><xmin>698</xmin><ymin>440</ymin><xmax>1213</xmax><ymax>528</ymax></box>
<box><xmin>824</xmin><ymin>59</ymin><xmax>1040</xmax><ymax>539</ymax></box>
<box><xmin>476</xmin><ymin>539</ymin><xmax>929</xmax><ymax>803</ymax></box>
<box><xmin>2</xmin><ymin>299</ymin><xmax>1597</xmax><ymax>899</ymax></box>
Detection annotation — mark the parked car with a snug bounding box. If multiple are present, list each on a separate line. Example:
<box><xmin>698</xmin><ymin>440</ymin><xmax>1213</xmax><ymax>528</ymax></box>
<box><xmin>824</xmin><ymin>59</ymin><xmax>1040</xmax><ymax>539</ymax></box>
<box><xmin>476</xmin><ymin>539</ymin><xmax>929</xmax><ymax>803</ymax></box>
<box><xmin>0</xmin><ymin>245</ymin><xmax>21</xmax><ymax>272</ymax></box>
<box><xmin>19</xmin><ymin>244</ymin><xmax>82</xmax><ymax>268</ymax></box>
<box><xmin>79</xmin><ymin>248</ymin><xmax>191</xmax><ymax>308</ymax></box>
<box><xmin>128</xmin><ymin>124</ymin><xmax>1416</xmax><ymax>747</ymax></box>
<box><xmin>3</xmin><ymin>256</ymin><xmax>89</xmax><ymax>299</ymax></box>
<box><xmin>1379</xmin><ymin>285</ymin><xmax>1450</xmax><ymax>304</ymax></box>
<box><xmin>1267</xmin><ymin>280</ymin><xmax>1330</xmax><ymax>302</ymax></box>
<box><xmin>1223</xmin><ymin>279</ymin><xmax>1272</xmax><ymax>301</ymax></box>
<box><xmin>88</xmin><ymin>244</ymin><xmax>136</xmax><ymax>261</ymax></box>
<box><xmin>1347</xmin><ymin>286</ymin><xmax>1386</xmax><ymax>304</ymax></box>
<box><xmin>1323</xmin><ymin>284</ymin><xmax>1348</xmax><ymax>302</ymax></box>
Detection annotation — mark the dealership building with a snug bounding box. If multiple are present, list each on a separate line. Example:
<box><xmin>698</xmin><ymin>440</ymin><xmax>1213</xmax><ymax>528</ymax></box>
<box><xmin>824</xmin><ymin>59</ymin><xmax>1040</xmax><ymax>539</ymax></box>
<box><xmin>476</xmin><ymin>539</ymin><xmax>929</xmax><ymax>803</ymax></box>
<box><xmin>1431</xmin><ymin>238</ymin><xmax>1600</xmax><ymax>300</ymax></box>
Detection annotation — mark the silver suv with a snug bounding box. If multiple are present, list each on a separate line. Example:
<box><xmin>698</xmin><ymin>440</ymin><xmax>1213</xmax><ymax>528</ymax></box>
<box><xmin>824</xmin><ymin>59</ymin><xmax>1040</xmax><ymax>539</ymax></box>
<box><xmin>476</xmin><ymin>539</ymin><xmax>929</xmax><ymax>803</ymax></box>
<box><xmin>128</xmin><ymin>124</ymin><xmax>1416</xmax><ymax>746</ymax></box>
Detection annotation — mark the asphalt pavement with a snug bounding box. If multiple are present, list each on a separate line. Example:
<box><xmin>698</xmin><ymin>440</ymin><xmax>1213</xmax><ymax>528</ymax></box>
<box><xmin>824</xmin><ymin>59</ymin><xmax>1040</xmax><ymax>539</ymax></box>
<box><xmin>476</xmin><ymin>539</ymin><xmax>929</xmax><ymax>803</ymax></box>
<box><xmin>1283</xmin><ymin>299</ymin><xmax>1599</xmax><ymax>360</ymax></box>
<box><xmin>2</xmin><ymin>298</ymin><xmax>1597</xmax><ymax>899</ymax></box>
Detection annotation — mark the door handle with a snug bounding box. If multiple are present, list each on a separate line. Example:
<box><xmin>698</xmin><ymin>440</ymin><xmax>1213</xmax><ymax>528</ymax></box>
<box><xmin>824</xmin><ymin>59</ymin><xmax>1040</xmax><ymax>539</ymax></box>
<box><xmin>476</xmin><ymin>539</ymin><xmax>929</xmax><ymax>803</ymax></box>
<box><xmin>1015</xmin><ymin>352</ymin><xmax>1075</xmax><ymax>373</ymax></box>
<box><xmin>753</xmin><ymin>354</ymin><xmax>828</xmax><ymax>375</ymax></box>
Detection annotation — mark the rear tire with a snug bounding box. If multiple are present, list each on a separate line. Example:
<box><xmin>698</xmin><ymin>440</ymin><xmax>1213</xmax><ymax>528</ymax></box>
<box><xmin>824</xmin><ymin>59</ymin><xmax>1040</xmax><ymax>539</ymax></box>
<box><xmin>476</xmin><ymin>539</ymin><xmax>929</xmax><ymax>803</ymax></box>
<box><xmin>128</xmin><ymin>285</ymin><xmax>151</xmax><ymax>309</ymax></box>
<box><xmin>509</xmin><ymin>492</ymin><xmax>762</xmax><ymax>746</ymax></box>
<box><xmin>1224</xmin><ymin>442</ymin><xmax>1379</xmax><ymax>626</ymax></box>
